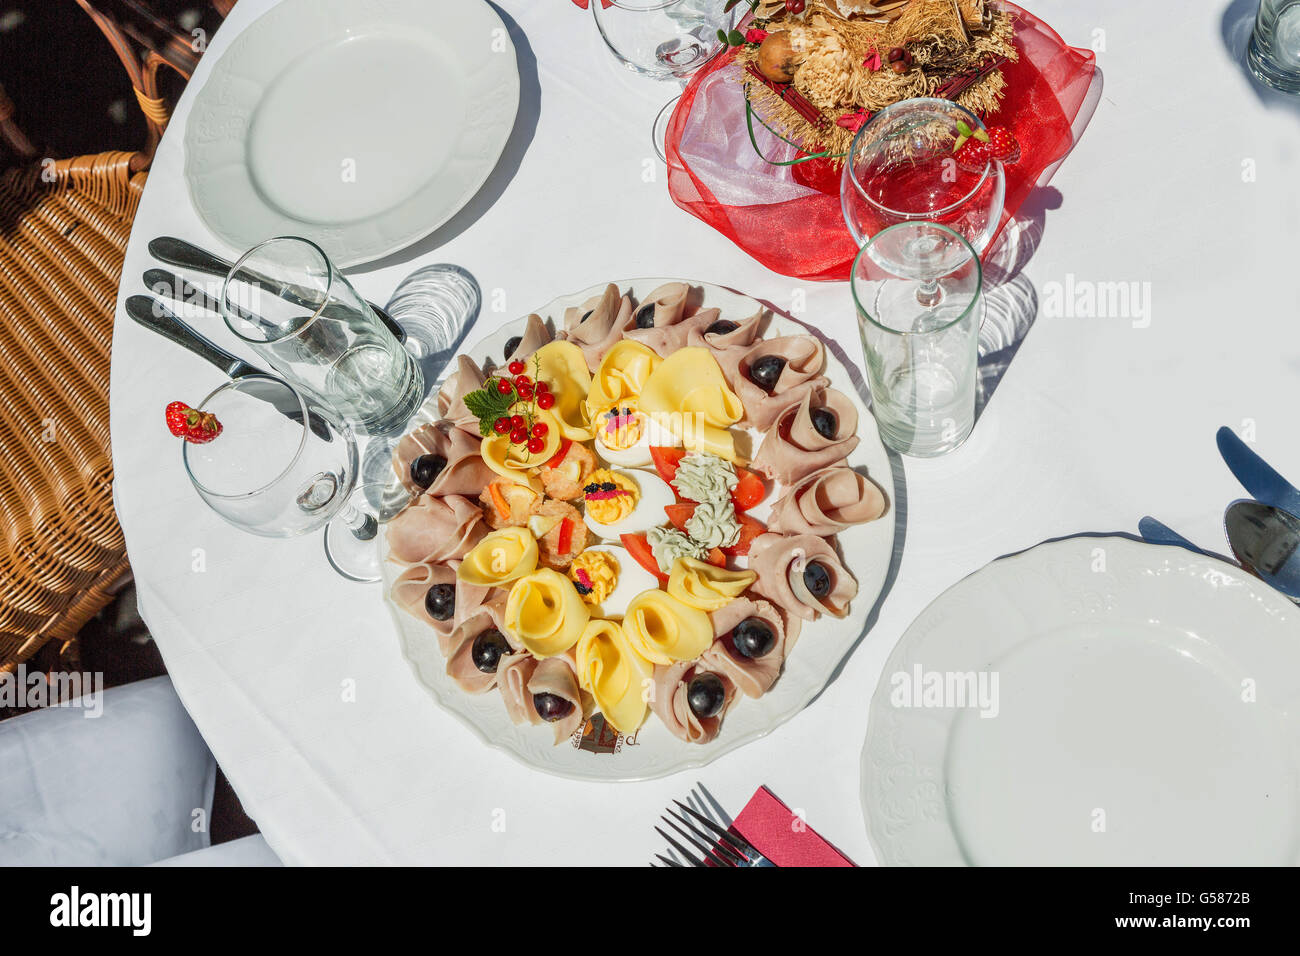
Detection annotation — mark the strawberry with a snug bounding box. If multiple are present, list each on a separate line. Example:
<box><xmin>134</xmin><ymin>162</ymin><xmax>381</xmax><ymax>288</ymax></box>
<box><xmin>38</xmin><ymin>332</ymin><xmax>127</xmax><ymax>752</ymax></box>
<box><xmin>953</xmin><ymin>137</ymin><xmax>992</xmax><ymax>171</ymax></box>
<box><xmin>953</xmin><ymin>120</ymin><xmax>1019</xmax><ymax>171</ymax></box>
<box><xmin>984</xmin><ymin>126</ymin><xmax>1020</xmax><ymax>164</ymax></box>
<box><xmin>164</xmin><ymin>401</ymin><xmax>222</xmax><ymax>444</ymax></box>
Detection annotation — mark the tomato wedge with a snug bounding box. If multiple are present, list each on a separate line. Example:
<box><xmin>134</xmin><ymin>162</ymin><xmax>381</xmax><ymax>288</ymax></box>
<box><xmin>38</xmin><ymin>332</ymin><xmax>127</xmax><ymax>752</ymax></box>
<box><xmin>731</xmin><ymin>466</ymin><xmax>766</xmax><ymax>511</ymax></box>
<box><xmin>649</xmin><ymin>446</ymin><xmax>687</xmax><ymax>484</ymax></box>
<box><xmin>706</xmin><ymin>548</ymin><xmax>727</xmax><ymax>568</ymax></box>
<box><xmin>620</xmin><ymin>533</ymin><xmax>669</xmax><ymax>584</ymax></box>
<box><xmin>664</xmin><ymin>502</ymin><xmax>696</xmax><ymax>532</ymax></box>
<box><xmin>722</xmin><ymin>513</ymin><xmax>766</xmax><ymax>557</ymax></box>
<box><xmin>557</xmin><ymin>518</ymin><xmax>573</xmax><ymax>555</ymax></box>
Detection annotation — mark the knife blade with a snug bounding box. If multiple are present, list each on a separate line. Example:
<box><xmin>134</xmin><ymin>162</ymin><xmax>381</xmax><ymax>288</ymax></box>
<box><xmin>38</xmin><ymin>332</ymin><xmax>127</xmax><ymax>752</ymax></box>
<box><xmin>147</xmin><ymin>235</ymin><xmax>407</xmax><ymax>344</ymax></box>
<box><xmin>1215</xmin><ymin>426</ymin><xmax>1300</xmax><ymax>517</ymax></box>
<box><xmin>124</xmin><ymin>294</ymin><xmax>332</xmax><ymax>442</ymax></box>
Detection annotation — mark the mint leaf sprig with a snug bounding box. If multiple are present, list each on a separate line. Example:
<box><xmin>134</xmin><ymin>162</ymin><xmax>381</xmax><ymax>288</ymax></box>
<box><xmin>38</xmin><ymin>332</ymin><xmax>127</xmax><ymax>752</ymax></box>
<box><xmin>464</xmin><ymin>381</ymin><xmax>515</xmax><ymax>437</ymax></box>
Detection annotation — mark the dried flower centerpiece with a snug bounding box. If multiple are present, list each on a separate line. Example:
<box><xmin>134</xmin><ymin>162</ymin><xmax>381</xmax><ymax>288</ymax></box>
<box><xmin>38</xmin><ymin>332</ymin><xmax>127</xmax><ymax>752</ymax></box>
<box><xmin>721</xmin><ymin>0</ymin><xmax>1017</xmax><ymax>159</ymax></box>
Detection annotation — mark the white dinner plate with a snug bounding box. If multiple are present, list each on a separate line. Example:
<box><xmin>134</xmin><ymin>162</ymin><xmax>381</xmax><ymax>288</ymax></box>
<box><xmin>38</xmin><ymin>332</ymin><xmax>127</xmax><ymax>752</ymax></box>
<box><xmin>381</xmin><ymin>279</ymin><xmax>897</xmax><ymax>781</ymax></box>
<box><xmin>861</xmin><ymin>535</ymin><xmax>1300</xmax><ymax>865</ymax></box>
<box><xmin>184</xmin><ymin>0</ymin><xmax>520</xmax><ymax>267</ymax></box>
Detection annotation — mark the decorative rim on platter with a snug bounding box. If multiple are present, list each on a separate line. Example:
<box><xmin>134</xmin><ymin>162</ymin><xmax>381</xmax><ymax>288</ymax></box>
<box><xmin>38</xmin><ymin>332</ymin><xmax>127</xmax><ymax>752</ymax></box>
<box><xmin>860</xmin><ymin>535</ymin><xmax>1300</xmax><ymax>866</ymax></box>
<box><xmin>381</xmin><ymin>278</ymin><xmax>898</xmax><ymax>781</ymax></box>
<box><xmin>184</xmin><ymin>0</ymin><xmax>520</xmax><ymax>267</ymax></box>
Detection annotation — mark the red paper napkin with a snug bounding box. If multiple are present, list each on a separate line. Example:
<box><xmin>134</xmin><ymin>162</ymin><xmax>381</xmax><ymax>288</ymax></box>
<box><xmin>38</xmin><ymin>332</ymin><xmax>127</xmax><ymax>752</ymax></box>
<box><xmin>731</xmin><ymin>786</ymin><xmax>855</xmax><ymax>867</ymax></box>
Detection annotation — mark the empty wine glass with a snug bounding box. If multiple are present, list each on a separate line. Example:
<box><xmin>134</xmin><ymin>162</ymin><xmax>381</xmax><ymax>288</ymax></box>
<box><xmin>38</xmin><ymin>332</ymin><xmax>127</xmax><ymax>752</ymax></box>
<box><xmin>221</xmin><ymin>237</ymin><xmax>424</xmax><ymax>439</ymax></box>
<box><xmin>852</xmin><ymin>222</ymin><xmax>984</xmax><ymax>458</ymax></box>
<box><xmin>182</xmin><ymin>374</ymin><xmax>397</xmax><ymax>581</ymax></box>
<box><xmin>593</xmin><ymin>0</ymin><xmax>739</xmax><ymax>159</ymax></box>
<box><xmin>841</xmin><ymin>98</ymin><xmax>1005</xmax><ymax>256</ymax></box>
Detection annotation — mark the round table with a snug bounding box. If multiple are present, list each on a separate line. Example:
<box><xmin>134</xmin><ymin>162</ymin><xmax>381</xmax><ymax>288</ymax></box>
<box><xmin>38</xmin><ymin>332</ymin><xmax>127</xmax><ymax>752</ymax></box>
<box><xmin>110</xmin><ymin>0</ymin><xmax>1300</xmax><ymax>864</ymax></box>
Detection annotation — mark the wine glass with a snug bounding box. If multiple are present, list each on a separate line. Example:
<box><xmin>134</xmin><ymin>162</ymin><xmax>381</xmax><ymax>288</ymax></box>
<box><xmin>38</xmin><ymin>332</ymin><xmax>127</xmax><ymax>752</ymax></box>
<box><xmin>182</xmin><ymin>373</ymin><xmax>403</xmax><ymax>581</ymax></box>
<box><xmin>593</xmin><ymin>0</ymin><xmax>739</xmax><ymax>160</ymax></box>
<box><xmin>221</xmin><ymin>237</ymin><xmax>424</xmax><ymax>439</ymax></box>
<box><xmin>851</xmin><ymin>222</ymin><xmax>984</xmax><ymax>458</ymax></box>
<box><xmin>841</xmin><ymin>98</ymin><xmax>1006</xmax><ymax>256</ymax></box>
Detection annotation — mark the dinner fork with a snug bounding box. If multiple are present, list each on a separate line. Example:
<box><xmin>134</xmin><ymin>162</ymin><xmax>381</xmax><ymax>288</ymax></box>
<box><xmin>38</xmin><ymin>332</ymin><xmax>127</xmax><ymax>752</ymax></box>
<box><xmin>653</xmin><ymin>797</ymin><xmax>775</xmax><ymax>867</ymax></box>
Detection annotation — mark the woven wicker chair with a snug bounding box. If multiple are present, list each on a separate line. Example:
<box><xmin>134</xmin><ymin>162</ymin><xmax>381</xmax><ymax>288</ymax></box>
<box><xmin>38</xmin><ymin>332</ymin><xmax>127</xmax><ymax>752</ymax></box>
<box><xmin>0</xmin><ymin>1</ymin><xmax>233</xmax><ymax>673</ymax></box>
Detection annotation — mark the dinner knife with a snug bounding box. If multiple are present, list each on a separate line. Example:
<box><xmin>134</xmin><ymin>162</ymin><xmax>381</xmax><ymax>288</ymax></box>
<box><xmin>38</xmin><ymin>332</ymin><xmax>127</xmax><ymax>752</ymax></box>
<box><xmin>123</xmin><ymin>294</ymin><xmax>332</xmax><ymax>441</ymax></box>
<box><xmin>147</xmin><ymin>236</ymin><xmax>407</xmax><ymax>344</ymax></box>
<box><xmin>1215</xmin><ymin>426</ymin><xmax>1300</xmax><ymax>517</ymax></box>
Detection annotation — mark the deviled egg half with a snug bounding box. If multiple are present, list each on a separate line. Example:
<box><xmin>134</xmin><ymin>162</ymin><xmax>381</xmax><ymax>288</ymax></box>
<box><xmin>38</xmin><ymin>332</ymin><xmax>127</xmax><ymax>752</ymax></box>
<box><xmin>589</xmin><ymin>402</ymin><xmax>681</xmax><ymax>468</ymax></box>
<box><xmin>580</xmin><ymin>466</ymin><xmax>675</xmax><ymax>538</ymax></box>
<box><xmin>566</xmin><ymin>544</ymin><xmax>659</xmax><ymax>619</ymax></box>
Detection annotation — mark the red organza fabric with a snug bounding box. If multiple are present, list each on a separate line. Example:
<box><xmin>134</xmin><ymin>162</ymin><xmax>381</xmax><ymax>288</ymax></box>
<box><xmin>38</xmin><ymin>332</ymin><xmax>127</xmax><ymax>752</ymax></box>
<box><xmin>665</xmin><ymin>4</ymin><xmax>1098</xmax><ymax>281</ymax></box>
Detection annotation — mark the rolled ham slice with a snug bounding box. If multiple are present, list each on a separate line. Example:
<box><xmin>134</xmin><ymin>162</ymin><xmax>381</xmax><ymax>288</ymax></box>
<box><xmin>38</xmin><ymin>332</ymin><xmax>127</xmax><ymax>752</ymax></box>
<box><xmin>750</xmin><ymin>385</ymin><xmax>860</xmax><ymax>484</ymax></box>
<box><xmin>683</xmin><ymin>306</ymin><xmax>765</xmax><ymax>352</ymax></box>
<box><xmin>498</xmin><ymin>651</ymin><xmax>586</xmax><ymax>744</ymax></box>
<box><xmin>437</xmin><ymin>354</ymin><xmax>488</xmax><ymax>436</ymax></box>
<box><xmin>443</xmin><ymin>598</ymin><xmax>514</xmax><ymax>694</ymax></box>
<box><xmin>563</xmin><ymin>283</ymin><xmax>635</xmax><ymax>371</ymax></box>
<box><xmin>700</xmin><ymin>596</ymin><xmax>801</xmax><ymax>698</ymax></box>
<box><xmin>767</xmin><ymin>465</ymin><xmax>886</xmax><ymax>536</ymax></box>
<box><xmin>498</xmin><ymin>652</ymin><xmax>540</xmax><ymax>726</ymax></box>
<box><xmin>526</xmin><ymin>654</ymin><xmax>587</xmax><ymax>744</ymax></box>
<box><xmin>496</xmin><ymin>313</ymin><xmax>555</xmax><ymax>370</ymax></box>
<box><xmin>391</xmin><ymin>560</ymin><xmax>461</xmax><ymax>644</ymax></box>
<box><xmin>714</xmin><ymin>334</ymin><xmax>829</xmax><ymax>430</ymax></box>
<box><xmin>649</xmin><ymin>661</ymin><xmax>737</xmax><ymax>744</ymax></box>
<box><xmin>391</xmin><ymin>421</ymin><xmax>496</xmax><ymax>498</ymax></box>
<box><xmin>625</xmin><ymin>307</ymin><xmax>722</xmax><ymax>357</ymax></box>
<box><xmin>749</xmin><ymin>532</ymin><xmax>858</xmax><ymax>621</ymax></box>
<box><xmin>386</xmin><ymin>494</ymin><xmax>486</xmax><ymax>565</ymax></box>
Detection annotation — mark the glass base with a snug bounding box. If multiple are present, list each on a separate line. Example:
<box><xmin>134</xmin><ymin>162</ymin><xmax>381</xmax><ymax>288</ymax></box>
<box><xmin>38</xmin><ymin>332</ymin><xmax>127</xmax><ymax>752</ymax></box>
<box><xmin>323</xmin><ymin>480</ymin><xmax>410</xmax><ymax>582</ymax></box>
<box><xmin>652</xmin><ymin>95</ymin><xmax>681</xmax><ymax>163</ymax></box>
<box><xmin>1248</xmin><ymin>35</ymin><xmax>1300</xmax><ymax>93</ymax></box>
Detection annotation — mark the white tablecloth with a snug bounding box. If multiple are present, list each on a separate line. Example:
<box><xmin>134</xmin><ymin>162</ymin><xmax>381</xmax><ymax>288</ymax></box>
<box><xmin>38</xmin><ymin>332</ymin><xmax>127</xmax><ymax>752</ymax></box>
<box><xmin>109</xmin><ymin>0</ymin><xmax>1300</xmax><ymax>865</ymax></box>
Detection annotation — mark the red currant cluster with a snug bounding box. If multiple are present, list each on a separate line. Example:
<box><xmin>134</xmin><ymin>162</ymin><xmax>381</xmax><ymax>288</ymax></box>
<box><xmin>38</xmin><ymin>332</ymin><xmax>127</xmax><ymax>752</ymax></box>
<box><xmin>489</xmin><ymin>359</ymin><xmax>553</xmax><ymax>454</ymax></box>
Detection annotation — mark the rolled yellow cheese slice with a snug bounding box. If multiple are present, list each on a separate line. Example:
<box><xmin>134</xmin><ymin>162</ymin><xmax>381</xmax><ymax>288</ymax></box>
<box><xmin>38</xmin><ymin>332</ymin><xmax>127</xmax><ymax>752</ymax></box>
<box><xmin>621</xmin><ymin>589</ymin><xmax>714</xmax><ymax>666</ymax></box>
<box><xmin>457</xmin><ymin>527</ymin><xmax>539</xmax><ymax>588</ymax></box>
<box><xmin>533</xmin><ymin>341</ymin><xmax>596</xmax><ymax>441</ymax></box>
<box><xmin>575</xmin><ymin>618</ymin><xmax>655</xmax><ymax>735</ymax></box>
<box><xmin>667</xmin><ymin>557</ymin><xmax>756</xmax><ymax>611</ymax></box>
<box><xmin>505</xmin><ymin>568</ymin><xmax>591</xmax><ymax>658</ymax></box>
<box><xmin>481</xmin><ymin>404</ymin><xmax>563</xmax><ymax>492</ymax></box>
<box><xmin>638</xmin><ymin>347</ymin><xmax>744</xmax><ymax>462</ymax></box>
<box><xmin>585</xmin><ymin>340</ymin><xmax>661</xmax><ymax>421</ymax></box>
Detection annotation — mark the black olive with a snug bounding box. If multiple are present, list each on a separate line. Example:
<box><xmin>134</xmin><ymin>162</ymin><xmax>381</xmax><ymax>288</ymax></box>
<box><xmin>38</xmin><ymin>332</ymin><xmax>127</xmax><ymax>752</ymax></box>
<box><xmin>810</xmin><ymin>407</ymin><xmax>838</xmax><ymax>440</ymax></box>
<box><xmin>471</xmin><ymin>628</ymin><xmax>511</xmax><ymax>673</ymax></box>
<box><xmin>731</xmin><ymin>618</ymin><xmax>776</xmax><ymax>658</ymax></box>
<box><xmin>748</xmin><ymin>355</ymin><xmax>786</xmax><ymax>393</ymax></box>
<box><xmin>687</xmin><ymin>673</ymin><xmax>726</xmax><ymax>719</ymax></box>
<box><xmin>410</xmin><ymin>454</ymin><xmax>447</xmax><ymax>489</ymax></box>
<box><xmin>705</xmin><ymin>319</ymin><xmax>739</xmax><ymax>336</ymax></box>
<box><xmin>579</xmin><ymin>309</ymin><xmax>593</xmax><ymax>324</ymax></box>
<box><xmin>803</xmin><ymin>561</ymin><xmax>832</xmax><ymax>599</ymax></box>
<box><xmin>534</xmin><ymin>692</ymin><xmax>574</xmax><ymax>722</ymax></box>
<box><xmin>633</xmin><ymin>303</ymin><xmax>655</xmax><ymax>329</ymax></box>
<box><xmin>503</xmin><ymin>335</ymin><xmax>522</xmax><ymax>358</ymax></box>
<box><xmin>424</xmin><ymin>582</ymin><xmax>456</xmax><ymax>621</ymax></box>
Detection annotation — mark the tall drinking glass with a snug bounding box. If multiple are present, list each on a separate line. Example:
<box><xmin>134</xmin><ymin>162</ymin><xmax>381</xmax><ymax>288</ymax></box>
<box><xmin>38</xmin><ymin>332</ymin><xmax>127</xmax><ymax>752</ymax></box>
<box><xmin>593</xmin><ymin>0</ymin><xmax>739</xmax><ymax>159</ymax></box>
<box><xmin>221</xmin><ymin>237</ymin><xmax>423</xmax><ymax>438</ymax></box>
<box><xmin>852</xmin><ymin>222</ymin><xmax>984</xmax><ymax>458</ymax></box>
<box><xmin>1248</xmin><ymin>0</ymin><xmax>1300</xmax><ymax>93</ymax></box>
<box><xmin>841</xmin><ymin>98</ymin><xmax>1005</xmax><ymax>254</ymax></box>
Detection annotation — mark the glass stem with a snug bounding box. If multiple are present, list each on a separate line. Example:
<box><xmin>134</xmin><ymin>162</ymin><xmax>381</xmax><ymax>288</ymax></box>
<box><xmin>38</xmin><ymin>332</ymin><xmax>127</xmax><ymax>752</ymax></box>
<box><xmin>338</xmin><ymin>502</ymin><xmax>378</xmax><ymax>541</ymax></box>
<box><xmin>916</xmin><ymin>278</ymin><xmax>943</xmax><ymax>309</ymax></box>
